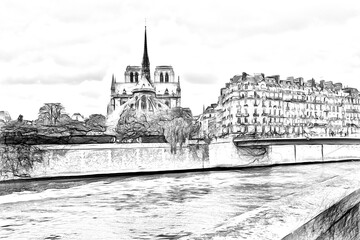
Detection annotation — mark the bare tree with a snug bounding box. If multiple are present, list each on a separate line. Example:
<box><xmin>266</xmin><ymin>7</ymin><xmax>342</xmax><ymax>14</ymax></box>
<box><xmin>38</xmin><ymin>103</ymin><xmax>65</xmax><ymax>125</ymax></box>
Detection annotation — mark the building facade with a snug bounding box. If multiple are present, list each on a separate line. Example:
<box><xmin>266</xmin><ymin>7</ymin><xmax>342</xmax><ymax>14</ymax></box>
<box><xmin>198</xmin><ymin>72</ymin><xmax>360</xmax><ymax>138</ymax></box>
<box><xmin>0</xmin><ymin>111</ymin><xmax>11</xmax><ymax>123</ymax></box>
<box><xmin>107</xmin><ymin>27</ymin><xmax>181</xmax><ymax>115</ymax></box>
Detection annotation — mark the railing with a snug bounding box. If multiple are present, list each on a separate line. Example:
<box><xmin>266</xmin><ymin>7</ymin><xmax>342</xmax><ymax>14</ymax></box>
<box><xmin>236</xmin><ymin>112</ymin><xmax>249</xmax><ymax>117</ymax></box>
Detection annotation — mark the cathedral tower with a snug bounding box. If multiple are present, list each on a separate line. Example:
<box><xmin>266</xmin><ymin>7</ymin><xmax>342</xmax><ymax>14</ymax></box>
<box><xmin>107</xmin><ymin>26</ymin><xmax>181</xmax><ymax>115</ymax></box>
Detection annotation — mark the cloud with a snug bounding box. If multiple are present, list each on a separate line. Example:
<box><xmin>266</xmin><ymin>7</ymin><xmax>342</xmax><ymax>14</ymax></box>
<box><xmin>174</xmin><ymin>0</ymin><xmax>360</xmax><ymax>48</ymax></box>
<box><xmin>1</xmin><ymin>0</ymin><xmax>360</xmax><ymax>118</ymax></box>
<box><xmin>183</xmin><ymin>73</ymin><xmax>218</xmax><ymax>85</ymax></box>
<box><xmin>79</xmin><ymin>90</ymin><xmax>101</xmax><ymax>99</ymax></box>
<box><xmin>3</xmin><ymin>70</ymin><xmax>106</xmax><ymax>85</ymax></box>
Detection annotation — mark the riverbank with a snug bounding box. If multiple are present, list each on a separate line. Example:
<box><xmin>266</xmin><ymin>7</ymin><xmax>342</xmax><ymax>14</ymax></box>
<box><xmin>283</xmin><ymin>187</ymin><xmax>360</xmax><ymax>240</ymax></box>
<box><xmin>1</xmin><ymin>162</ymin><xmax>360</xmax><ymax>239</ymax></box>
<box><xmin>193</xmin><ymin>162</ymin><xmax>360</xmax><ymax>239</ymax></box>
<box><xmin>2</xmin><ymin>138</ymin><xmax>360</xmax><ymax>181</ymax></box>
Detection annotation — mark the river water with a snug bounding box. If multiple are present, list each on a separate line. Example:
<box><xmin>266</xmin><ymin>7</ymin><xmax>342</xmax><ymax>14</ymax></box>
<box><xmin>0</xmin><ymin>162</ymin><xmax>360</xmax><ymax>239</ymax></box>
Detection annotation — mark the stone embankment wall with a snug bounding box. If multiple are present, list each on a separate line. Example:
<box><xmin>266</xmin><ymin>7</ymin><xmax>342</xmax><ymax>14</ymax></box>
<box><xmin>282</xmin><ymin>188</ymin><xmax>360</xmax><ymax>240</ymax></box>
<box><xmin>209</xmin><ymin>138</ymin><xmax>360</xmax><ymax>167</ymax></box>
<box><xmin>0</xmin><ymin>143</ymin><xmax>209</xmax><ymax>180</ymax></box>
<box><xmin>1</xmin><ymin>139</ymin><xmax>360</xmax><ymax>181</ymax></box>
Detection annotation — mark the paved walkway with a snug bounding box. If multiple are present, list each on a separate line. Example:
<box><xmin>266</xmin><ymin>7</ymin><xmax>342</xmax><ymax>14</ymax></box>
<box><xmin>194</xmin><ymin>162</ymin><xmax>360</xmax><ymax>239</ymax></box>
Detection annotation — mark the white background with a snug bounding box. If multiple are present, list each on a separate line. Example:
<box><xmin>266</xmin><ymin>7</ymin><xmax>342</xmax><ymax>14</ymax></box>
<box><xmin>1</xmin><ymin>0</ymin><xmax>360</xmax><ymax>119</ymax></box>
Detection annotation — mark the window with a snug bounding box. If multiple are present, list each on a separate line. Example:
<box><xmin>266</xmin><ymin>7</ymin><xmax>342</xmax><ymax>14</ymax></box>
<box><xmin>135</xmin><ymin>72</ymin><xmax>139</xmax><ymax>82</ymax></box>
<box><xmin>130</xmin><ymin>72</ymin><xmax>134</xmax><ymax>83</ymax></box>
<box><xmin>141</xmin><ymin>95</ymin><xmax>147</xmax><ymax>110</ymax></box>
<box><xmin>160</xmin><ymin>72</ymin><xmax>164</xmax><ymax>83</ymax></box>
<box><xmin>149</xmin><ymin>103</ymin><xmax>154</xmax><ymax>112</ymax></box>
<box><xmin>165</xmin><ymin>73</ymin><xmax>169</xmax><ymax>83</ymax></box>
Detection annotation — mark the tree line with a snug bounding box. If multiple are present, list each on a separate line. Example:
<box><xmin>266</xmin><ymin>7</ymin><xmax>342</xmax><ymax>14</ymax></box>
<box><xmin>0</xmin><ymin>103</ymin><xmax>201</xmax><ymax>153</ymax></box>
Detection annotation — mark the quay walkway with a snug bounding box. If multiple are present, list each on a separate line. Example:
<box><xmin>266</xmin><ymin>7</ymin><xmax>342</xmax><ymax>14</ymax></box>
<box><xmin>233</xmin><ymin>136</ymin><xmax>360</xmax><ymax>146</ymax></box>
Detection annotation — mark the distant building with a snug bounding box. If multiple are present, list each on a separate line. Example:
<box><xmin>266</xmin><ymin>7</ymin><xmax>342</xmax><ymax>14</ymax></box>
<box><xmin>107</xmin><ymin>26</ymin><xmax>181</xmax><ymax>116</ymax></box>
<box><xmin>198</xmin><ymin>72</ymin><xmax>360</xmax><ymax>138</ymax></box>
<box><xmin>71</xmin><ymin>113</ymin><xmax>85</xmax><ymax>122</ymax></box>
<box><xmin>198</xmin><ymin>104</ymin><xmax>217</xmax><ymax>138</ymax></box>
<box><xmin>0</xmin><ymin>111</ymin><xmax>11</xmax><ymax>123</ymax></box>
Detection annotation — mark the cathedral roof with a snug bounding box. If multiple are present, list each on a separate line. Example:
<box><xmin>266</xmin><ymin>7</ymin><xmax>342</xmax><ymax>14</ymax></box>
<box><xmin>132</xmin><ymin>74</ymin><xmax>155</xmax><ymax>94</ymax></box>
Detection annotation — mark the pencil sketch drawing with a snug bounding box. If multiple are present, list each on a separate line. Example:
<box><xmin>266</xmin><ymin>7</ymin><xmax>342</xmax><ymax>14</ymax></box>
<box><xmin>1</xmin><ymin>1</ymin><xmax>360</xmax><ymax>239</ymax></box>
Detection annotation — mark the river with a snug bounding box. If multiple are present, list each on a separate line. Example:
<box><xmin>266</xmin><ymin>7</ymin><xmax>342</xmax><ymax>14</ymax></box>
<box><xmin>0</xmin><ymin>161</ymin><xmax>360</xmax><ymax>239</ymax></box>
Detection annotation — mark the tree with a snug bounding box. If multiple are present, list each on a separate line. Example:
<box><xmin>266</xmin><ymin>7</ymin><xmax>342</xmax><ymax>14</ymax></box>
<box><xmin>116</xmin><ymin>109</ymin><xmax>165</xmax><ymax>142</ymax></box>
<box><xmin>38</xmin><ymin>103</ymin><xmax>65</xmax><ymax>125</ymax></box>
<box><xmin>163</xmin><ymin>108</ymin><xmax>195</xmax><ymax>154</ymax></box>
<box><xmin>0</xmin><ymin>145</ymin><xmax>43</xmax><ymax>178</ymax></box>
<box><xmin>58</xmin><ymin>113</ymin><xmax>72</xmax><ymax>124</ymax></box>
<box><xmin>17</xmin><ymin>115</ymin><xmax>23</xmax><ymax>123</ymax></box>
<box><xmin>85</xmin><ymin>114</ymin><xmax>106</xmax><ymax>132</ymax></box>
<box><xmin>115</xmin><ymin>106</ymin><xmax>197</xmax><ymax>153</ymax></box>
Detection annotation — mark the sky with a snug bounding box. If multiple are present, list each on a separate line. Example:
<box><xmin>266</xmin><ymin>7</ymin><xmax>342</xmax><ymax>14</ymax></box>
<box><xmin>1</xmin><ymin>0</ymin><xmax>360</xmax><ymax>120</ymax></box>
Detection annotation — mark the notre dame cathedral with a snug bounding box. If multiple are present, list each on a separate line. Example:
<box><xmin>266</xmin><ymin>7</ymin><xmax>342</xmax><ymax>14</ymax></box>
<box><xmin>107</xmin><ymin>26</ymin><xmax>182</xmax><ymax>115</ymax></box>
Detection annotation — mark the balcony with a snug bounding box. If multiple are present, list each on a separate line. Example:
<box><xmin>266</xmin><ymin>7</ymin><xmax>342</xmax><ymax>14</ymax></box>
<box><xmin>253</xmin><ymin>113</ymin><xmax>259</xmax><ymax>117</ymax></box>
<box><xmin>346</xmin><ymin>109</ymin><xmax>360</xmax><ymax>113</ymax></box>
<box><xmin>236</xmin><ymin>112</ymin><xmax>249</xmax><ymax>117</ymax></box>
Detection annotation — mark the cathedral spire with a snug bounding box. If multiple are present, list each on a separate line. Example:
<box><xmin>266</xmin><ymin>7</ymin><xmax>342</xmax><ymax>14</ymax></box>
<box><xmin>141</xmin><ymin>26</ymin><xmax>150</xmax><ymax>81</ymax></box>
<box><xmin>111</xmin><ymin>74</ymin><xmax>116</xmax><ymax>92</ymax></box>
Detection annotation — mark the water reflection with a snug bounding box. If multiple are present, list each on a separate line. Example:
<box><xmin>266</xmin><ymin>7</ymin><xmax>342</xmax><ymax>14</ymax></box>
<box><xmin>0</xmin><ymin>162</ymin><xmax>359</xmax><ymax>239</ymax></box>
